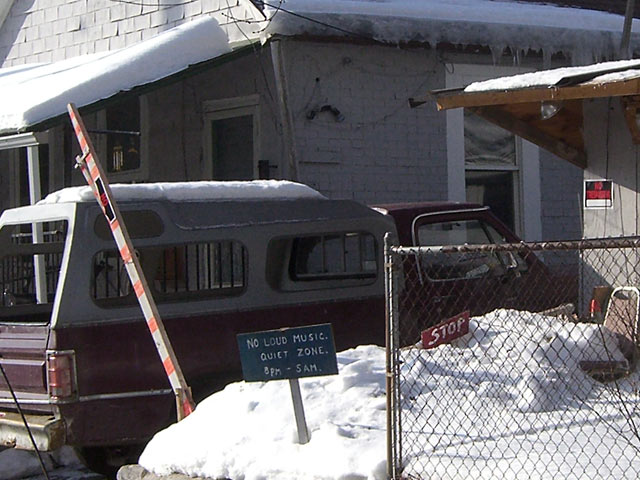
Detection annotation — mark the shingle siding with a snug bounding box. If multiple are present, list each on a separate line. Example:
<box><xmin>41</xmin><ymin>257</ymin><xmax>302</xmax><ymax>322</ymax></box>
<box><xmin>0</xmin><ymin>0</ymin><xmax>262</xmax><ymax>68</ymax></box>
<box><xmin>285</xmin><ymin>40</ymin><xmax>448</xmax><ymax>204</ymax></box>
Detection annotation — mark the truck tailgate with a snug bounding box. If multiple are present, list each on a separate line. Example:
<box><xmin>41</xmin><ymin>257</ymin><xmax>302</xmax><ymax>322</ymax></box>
<box><xmin>0</xmin><ymin>323</ymin><xmax>49</xmax><ymax>396</ymax></box>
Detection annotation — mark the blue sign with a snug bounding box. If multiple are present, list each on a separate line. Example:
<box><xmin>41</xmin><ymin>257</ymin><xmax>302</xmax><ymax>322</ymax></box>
<box><xmin>237</xmin><ymin>324</ymin><xmax>338</xmax><ymax>382</ymax></box>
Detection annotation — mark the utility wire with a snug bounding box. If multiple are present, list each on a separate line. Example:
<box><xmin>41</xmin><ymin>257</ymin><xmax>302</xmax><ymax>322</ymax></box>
<box><xmin>253</xmin><ymin>0</ymin><xmax>381</xmax><ymax>42</ymax></box>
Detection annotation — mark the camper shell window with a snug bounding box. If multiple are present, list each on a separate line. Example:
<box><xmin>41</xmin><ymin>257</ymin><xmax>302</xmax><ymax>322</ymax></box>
<box><xmin>290</xmin><ymin>232</ymin><xmax>377</xmax><ymax>281</ymax></box>
<box><xmin>0</xmin><ymin>221</ymin><xmax>67</xmax><ymax>311</ymax></box>
<box><xmin>93</xmin><ymin>240</ymin><xmax>246</xmax><ymax>305</ymax></box>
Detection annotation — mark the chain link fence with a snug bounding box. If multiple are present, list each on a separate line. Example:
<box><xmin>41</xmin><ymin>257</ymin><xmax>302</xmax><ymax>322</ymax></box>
<box><xmin>385</xmin><ymin>236</ymin><xmax>640</xmax><ymax>480</ymax></box>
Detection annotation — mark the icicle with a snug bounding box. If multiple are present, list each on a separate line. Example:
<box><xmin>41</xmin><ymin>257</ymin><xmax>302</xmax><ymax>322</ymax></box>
<box><xmin>542</xmin><ymin>48</ymin><xmax>551</xmax><ymax>70</ymax></box>
<box><xmin>512</xmin><ymin>47</ymin><xmax>522</xmax><ymax>66</ymax></box>
<box><xmin>490</xmin><ymin>45</ymin><xmax>503</xmax><ymax>66</ymax></box>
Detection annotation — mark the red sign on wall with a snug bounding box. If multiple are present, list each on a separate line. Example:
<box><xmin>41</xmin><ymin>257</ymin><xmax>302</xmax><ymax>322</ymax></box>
<box><xmin>421</xmin><ymin>311</ymin><xmax>470</xmax><ymax>349</ymax></box>
<box><xmin>584</xmin><ymin>180</ymin><xmax>613</xmax><ymax>209</ymax></box>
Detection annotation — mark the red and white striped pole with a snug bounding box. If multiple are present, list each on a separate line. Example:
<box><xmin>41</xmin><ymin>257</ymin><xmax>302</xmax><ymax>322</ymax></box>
<box><xmin>67</xmin><ymin>103</ymin><xmax>194</xmax><ymax>420</ymax></box>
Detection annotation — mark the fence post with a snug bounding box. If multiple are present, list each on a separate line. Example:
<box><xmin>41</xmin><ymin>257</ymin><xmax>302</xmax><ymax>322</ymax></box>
<box><xmin>385</xmin><ymin>233</ymin><xmax>400</xmax><ymax>479</ymax></box>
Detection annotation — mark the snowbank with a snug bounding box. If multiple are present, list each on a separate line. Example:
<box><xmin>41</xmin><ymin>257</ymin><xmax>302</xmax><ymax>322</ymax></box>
<box><xmin>38</xmin><ymin>180</ymin><xmax>326</xmax><ymax>204</ymax></box>
<box><xmin>139</xmin><ymin>309</ymin><xmax>639</xmax><ymax>480</ymax></box>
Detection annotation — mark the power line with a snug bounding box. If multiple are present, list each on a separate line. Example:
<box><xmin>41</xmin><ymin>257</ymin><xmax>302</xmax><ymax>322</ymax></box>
<box><xmin>253</xmin><ymin>0</ymin><xmax>380</xmax><ymax>43</ymax></box>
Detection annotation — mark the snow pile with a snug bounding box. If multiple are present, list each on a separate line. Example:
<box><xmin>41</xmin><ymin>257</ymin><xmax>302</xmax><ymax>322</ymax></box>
<box><xmin>262</xmin><ymin>0</ymin><xmax>639</xmax><ymax>65</ymax></box>
<box><xmin>38</xmin><ymin>180</ymin><xmax>326</xmax><ymax>204</ymax></box>
<box><xmin>139</xmin><ymin>309</ymin><xmax>640</xmax><ymax>480</ymax></box>
<box><xmin>0</xmin><ymin>17</ymin><xmax>231</xmax><ymax>133</ymax></box>
<box><xmin>140</xmin><ymin>345</ymin><xmax>388</xmax><ymax>480</ymax></box>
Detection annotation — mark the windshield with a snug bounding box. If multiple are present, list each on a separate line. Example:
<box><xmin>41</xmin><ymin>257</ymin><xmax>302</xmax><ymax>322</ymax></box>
<box><xmin>416</xmin><ymin>219</ymin><xmax>527</xmax><ymax>281</ymax></box>
<box><xmin>0</xmin><ymin>221</ymin><xmax>67</xmax><ymax>314</ymax></box>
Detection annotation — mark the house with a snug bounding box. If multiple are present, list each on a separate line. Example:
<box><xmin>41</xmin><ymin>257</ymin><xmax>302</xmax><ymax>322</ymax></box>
<box><xmin>0</xmin><ymin>0</ymin><xmax>639</xmax><ymax>242</ymax></box>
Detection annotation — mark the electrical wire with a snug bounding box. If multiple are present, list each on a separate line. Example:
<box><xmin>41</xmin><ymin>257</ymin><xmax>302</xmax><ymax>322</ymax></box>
<box><xmin>254</xmin><ymin>0</ymin><xmax>381</xmax><ymax>42</ymax></box>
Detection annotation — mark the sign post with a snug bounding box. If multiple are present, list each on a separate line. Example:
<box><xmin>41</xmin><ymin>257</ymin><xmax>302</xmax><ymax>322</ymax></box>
<box><xmin>237</xmin><ymin>323</ymin><xmax>338</xmax><ymax>444</ymax></box>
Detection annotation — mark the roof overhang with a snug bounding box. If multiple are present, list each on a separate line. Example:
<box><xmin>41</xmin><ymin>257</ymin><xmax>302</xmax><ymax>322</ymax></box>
<box><xmin>0</xmin><ymin>17</ymin><xmax>257</xmax><ymax>137</ymax></box>
<box><xmin>423</xmin><ymin>62</ymin><xmax>640</xmax><ymax>169</ymax></box>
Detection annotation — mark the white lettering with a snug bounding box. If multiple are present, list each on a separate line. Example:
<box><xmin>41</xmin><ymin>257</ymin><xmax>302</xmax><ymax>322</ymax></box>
<box><xmin>259</xmin><ymin>350</ymin><xmax>288</xmax><ymax>362</ymax></box>
<box><xmin>262</xmin><ymin>336</ymin><xmax>287</xmax><ymax>347</ymax></box>
<box><xmin>296</xmin><ymin>363</ymin><xmax>319</xmax><ymax>374</ymax></box>
<box><xmin>292</xmin><ymin>331</ymin><xmax>327</xmax><ymax>343</ymax></box>
<box><xmin>297</xmin><ymin>346</ymin><xmax>327</xmax><ymax>357</ymax></box>
<box><xmin>264</xmin><ymin>366</ymin><xmax>282</xmax><ymax>377</ymax></box>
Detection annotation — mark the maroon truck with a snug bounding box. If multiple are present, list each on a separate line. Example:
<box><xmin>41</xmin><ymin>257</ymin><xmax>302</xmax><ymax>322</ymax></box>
<box><xmin>0</xmin><ymin>183</ymin><xmax>552</xmax><ymax>470</ymax></box>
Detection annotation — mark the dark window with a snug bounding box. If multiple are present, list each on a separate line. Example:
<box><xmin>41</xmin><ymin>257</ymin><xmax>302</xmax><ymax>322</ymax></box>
<box><xmin>1</xmin><ymin>221</ymin><xmax>67</xmax><ymax>307</ymax></box>
<box><xmin>211</xmin><ymin>115</ymin><xmax>254</xmax><ymax>180</ymax></box>
<box><xmin>106</xmin><ymin>98</ymin><xmax>140</xmax><ymax>173</ymax></box>
<box><xmin>92</xmin><ymin>240</ymin><xmax>246</xmax><ymax>304</ymax></box>
<box><xmin>291</xmin><ymin>232</ymin><xmax>376</xmax><ymax>281</ymax></box>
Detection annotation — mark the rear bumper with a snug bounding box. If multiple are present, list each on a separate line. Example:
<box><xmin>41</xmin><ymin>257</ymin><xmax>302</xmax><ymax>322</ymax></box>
<box><xmin>0</xmin><ymin>412</ymin><xmax>65</xmax><ymax>451</ymax></box>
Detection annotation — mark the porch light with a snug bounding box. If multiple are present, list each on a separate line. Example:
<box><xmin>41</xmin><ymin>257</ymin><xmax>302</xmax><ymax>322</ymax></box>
<box><xmin>540</xmin><ymin>100</ymin><xmax>562</xmax><ymax>120</ymax></box>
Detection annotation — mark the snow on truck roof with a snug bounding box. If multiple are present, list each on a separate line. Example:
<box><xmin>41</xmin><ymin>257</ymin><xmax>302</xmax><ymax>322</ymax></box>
<box><xmin>37</xmin><ymin>180</ymin><xmax>326</xmax><ymax>205</ymax></box>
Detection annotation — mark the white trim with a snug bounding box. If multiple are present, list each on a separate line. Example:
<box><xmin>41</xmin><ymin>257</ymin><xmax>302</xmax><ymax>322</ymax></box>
<box><xmin>521</xmin><ymin>139</ymin><xmax>542</xmax><ymax>240</ymax></box>
<box><xmin>445</xmin><ymin>64</ymin><xmax>541</xmax><ymax>240</ymax></box>
<box><xmin>0</xmin><ymin>132</ymin><xmax>47</xmax><ymax>150</ymax></box>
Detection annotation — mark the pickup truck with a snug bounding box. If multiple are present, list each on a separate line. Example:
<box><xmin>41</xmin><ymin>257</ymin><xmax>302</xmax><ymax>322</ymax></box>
<box><xmin>0</xmin><ymin>181</ymin><xmax>549</xmax><ymax>471</ymax></box>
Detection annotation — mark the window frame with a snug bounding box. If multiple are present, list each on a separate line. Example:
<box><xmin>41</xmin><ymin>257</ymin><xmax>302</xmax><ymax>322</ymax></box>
<box><xmin>202</xmin><ymin>95</ymin><xmax>261</xmax><ymax>180</ymax></box>
<box><xmin>96</xmin><ymin>95</ymin><xmax>148</xmax><ymax>182</ymax></box>
<box><xmin>445</xmin><ymin>64</ymin><xmax>541</xmax><ymax>241</ymax></box>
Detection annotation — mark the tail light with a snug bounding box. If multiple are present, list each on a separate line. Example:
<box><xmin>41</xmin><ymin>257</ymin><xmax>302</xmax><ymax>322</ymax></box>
<box><xmin>46</xmin><ymin>350</ymin><xmax>77</xmax><ymax>402</ymax></box>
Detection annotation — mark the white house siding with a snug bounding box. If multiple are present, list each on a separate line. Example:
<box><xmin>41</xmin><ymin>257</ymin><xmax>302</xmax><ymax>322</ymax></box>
<box><xmin>539</xmin><ymin>150</ymin><xmax>583</xmax><ymax>240</ymax></box>
<box><xmin>0</xmin><ymin>0</ymin><xmax>260</xmax><ymax>67</ymax></box>
<box><xmin>282</xmin><ymin>39</ymin><xmax>448</xmax><ymax>204</ymax></box>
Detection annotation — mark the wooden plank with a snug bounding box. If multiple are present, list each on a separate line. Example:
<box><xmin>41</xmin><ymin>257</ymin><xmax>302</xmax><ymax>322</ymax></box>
<box><xmin>433</xmin><ymin>77</ymin><xmax>640</xmax><ymax>110</ymax></box>
<box><xmin>470</xmin><ymin>106</ymin><xmax>587</xmax><ymax>168</ymax></box>
<box><xmin>501</xmin><ymin>100</ymin><xmax>585</xmax><ymax>152</ymax></box>
<box><xmin>621</xmin><ymin>95</ymin><xmax>640</xmax><ymax>144</ymax></box>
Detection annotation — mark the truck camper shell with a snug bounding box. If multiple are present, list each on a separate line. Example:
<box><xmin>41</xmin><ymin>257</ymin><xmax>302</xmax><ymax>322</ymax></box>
<box><xmin>0</xmin><ymin>181</ymin><xmax>395</xmax><ymax>457</ymax></box>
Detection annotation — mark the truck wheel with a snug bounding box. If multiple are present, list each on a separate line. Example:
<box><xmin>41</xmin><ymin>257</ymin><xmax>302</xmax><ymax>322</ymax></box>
<box><xmin>75</xmin><ymin>444</ymin><xmax>145</xmax><ymax>478</ymax></box>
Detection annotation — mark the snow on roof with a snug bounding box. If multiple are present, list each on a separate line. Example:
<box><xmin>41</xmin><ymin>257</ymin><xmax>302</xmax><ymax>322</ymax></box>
<box><xmin>137</xmin><ymin>309</ymin><xmax>637</xmax><ymax>479</ymax></box>
<box><xmin>37</xmin><ymin>180</ymin><xmax>326</xmax><ymax>204</ymax></box>
<box><xmin>0</xmin><ymin>17</ymin><xmax>231</xmax><ymax>135</ymax></box>
<box><xmin>464</xmin><ymin>58</ymin><xmax>640</xmax><ymax>92</ymax></box>
<box><xmin>262</xmin><ymin>0</ymin><xmax>640</xmax><ymax>65</ymax></box>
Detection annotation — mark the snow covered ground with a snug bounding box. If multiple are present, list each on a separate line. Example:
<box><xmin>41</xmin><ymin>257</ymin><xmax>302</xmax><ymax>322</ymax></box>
<box><xmin>3</xmin><ymin>309</ymin><xmax>638</xmax><ymax>480</ymax></box>
<box><xmin>137</xmin><ymin>309</ymin><xmax>640</xmax><ymax>480</ymax></box>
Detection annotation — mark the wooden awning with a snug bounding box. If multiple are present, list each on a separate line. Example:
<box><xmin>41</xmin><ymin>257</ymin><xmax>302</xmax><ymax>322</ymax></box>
<box><xmin>419</xmin><ymin>63</ymin><xmax>640</xmax><ymax>169</ymax></box>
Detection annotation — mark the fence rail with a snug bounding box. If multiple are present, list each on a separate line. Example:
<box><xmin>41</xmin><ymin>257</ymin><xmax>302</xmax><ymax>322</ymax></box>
<box><xmin>386</xmin><ymin>236</ymin><xmax>640</xmax><ymax>480</ymax></box>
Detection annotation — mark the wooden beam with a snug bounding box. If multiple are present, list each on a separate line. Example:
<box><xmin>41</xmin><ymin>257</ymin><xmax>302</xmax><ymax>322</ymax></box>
<box><xmin>470</xmin><ymin>106</ymin><xmax>587</xmax><ymax>169</ymax></box>
<box><xmin>621</xmin><ymin>95</ymin><xmax>640</xmax><ymax>144</ymax></box>
<box><xmin>433</xmin><ymin>77</ymin><xmax>640</xmax><ymax>110</ymax></box>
